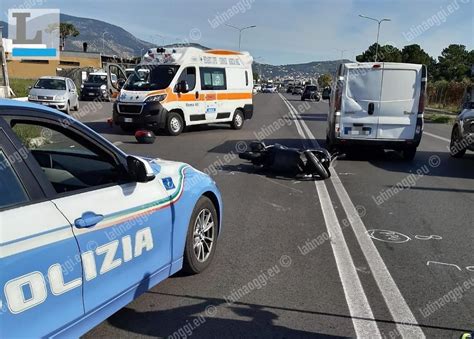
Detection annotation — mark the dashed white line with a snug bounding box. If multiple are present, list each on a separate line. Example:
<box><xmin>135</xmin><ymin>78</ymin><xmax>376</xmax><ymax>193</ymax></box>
<box><xmin>279</xmin><ymin>93</ymin><xmax>426</xmax><ymax>338</ymax></box>
<box><xmin>279</xmin><ymin>93</ymin><xmax>382</xmax><ymax>338</ymax></box>
<box><xmin>423</xmin><ymin>131</ymin><xmax>450</xmax><ymax>143</ymax></box>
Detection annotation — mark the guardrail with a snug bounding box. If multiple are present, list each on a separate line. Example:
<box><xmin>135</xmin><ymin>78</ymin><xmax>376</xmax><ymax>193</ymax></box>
<box><xmin>425</xmin><ymin>107</ymin><xmax>458</xmax><ymax>116</ymax></box>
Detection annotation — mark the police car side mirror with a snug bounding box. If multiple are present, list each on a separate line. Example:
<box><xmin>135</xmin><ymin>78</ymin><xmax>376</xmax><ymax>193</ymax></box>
<box><xmin>127</xmin><ymin>156</ymin><xmax>155</xmax><ymax>183</ymax></box>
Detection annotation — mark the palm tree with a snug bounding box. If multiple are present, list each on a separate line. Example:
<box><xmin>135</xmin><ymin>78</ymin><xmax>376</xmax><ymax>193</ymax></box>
<box><xmin>59</xmin><ymin>23</ymin><xmax>79</xmax><ymax>51</ymax></box>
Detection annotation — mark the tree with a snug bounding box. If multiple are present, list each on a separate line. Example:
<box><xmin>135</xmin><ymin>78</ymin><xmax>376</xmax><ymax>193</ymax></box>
<box><xmin>356</xmin><ymin>43</ymin><xmax>402</xmax><ymax>62</ymax></box>
<box><xmin>401</xmin><ymin>44</ymin><xmax>433</xmax><ymax>65</ymax></box>
<box><xmin>59</xmin><ymin>23</ymin><xmax>79</xmax><ymax>51</ymax></box>
<box><xmin>436</xmin><ymin>44</ymin><xmax>471</xmax><ymax>81</ymax></box>
<box><xmin>318</xmin><ymin>73</ymin><xmax>332</xmax><ymax>88</ymax></box>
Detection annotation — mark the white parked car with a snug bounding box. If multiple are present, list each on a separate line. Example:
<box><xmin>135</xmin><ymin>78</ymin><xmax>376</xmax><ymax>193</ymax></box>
<box><xmin>326</xmin><ymin>62</ymin><xmax>427</xmax><ymax>160</ymax></box>
<box><xmin>28</xmin><ymin>76</ymin><xmax>79</xmax><ymax>114</ymax></box>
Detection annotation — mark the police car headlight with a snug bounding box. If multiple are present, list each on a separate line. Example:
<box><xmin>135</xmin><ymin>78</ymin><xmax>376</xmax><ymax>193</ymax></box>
<box><xmin>145</xmin><ymin>94</ymin><xmax>167</xmax><ymax>103</ymax></box>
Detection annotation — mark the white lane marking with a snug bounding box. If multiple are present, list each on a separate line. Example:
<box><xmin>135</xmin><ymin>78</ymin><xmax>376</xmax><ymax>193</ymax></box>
<box><xmin>423</xmin><ymin>131</ymin><xmax>450</xmax><ymax>143</ymax></box>
<box><xmin>113</xmin><ymin>141</ymin><xmax>123</xmax><ymax>146</ymax></box>
<box><xmin>279</xmin><ymin>93</ymin><xmax>381</xmax><ymax>338</ymax></box>
<box><xmin>315</xmin><ymin>180</ymin><xmax>382</xmax><ymax>337</ymax></box>
<box><xmin>279</xmin><ymin>93</ymin><xmax>426</xmax><ymax>338</ymax></box>
<box><xmin>331</xmin><ymin>172</ymin><xmax>425</xmax><ymax>338</ymax></box>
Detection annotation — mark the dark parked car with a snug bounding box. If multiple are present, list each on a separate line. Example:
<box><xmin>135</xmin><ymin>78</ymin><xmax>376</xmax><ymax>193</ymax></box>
<box><xmin>80</xmin><ymin>72</ymin><xmax>113</xmax><ymax>101</ymax></box>
<box><xmin>450</xmin><ymin>101</ymin><xmax>474</xmax><ymax>158</ymax></box>
<box><xmin>286</xmin><ymin>85</ymin><xmax>294</xmax><ymax>93</ymax></box>
<box><xmin>301</xmin><ymin>85</ymin><xmax>320</xmax><ymax>101</ymax></box>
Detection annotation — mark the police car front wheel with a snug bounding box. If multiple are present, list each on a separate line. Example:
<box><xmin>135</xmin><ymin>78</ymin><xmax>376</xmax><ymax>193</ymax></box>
<box><xmin>183</xmin><ymin>196</ymin><xmax>218</xmax><ymax>274</ymax></box>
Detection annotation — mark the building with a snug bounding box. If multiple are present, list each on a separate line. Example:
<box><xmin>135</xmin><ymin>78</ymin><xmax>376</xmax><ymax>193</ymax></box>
<box><xmin>2</xmin><ymin>38</ymin><xmax>138</xmax><ymax>79</ymax></box>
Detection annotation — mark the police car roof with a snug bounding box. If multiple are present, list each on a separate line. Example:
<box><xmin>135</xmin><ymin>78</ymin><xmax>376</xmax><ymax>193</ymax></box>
<box><xmin>0</xmin><ymin>98</ymin><xmax>69</xmax><ymax>119</ymax></box>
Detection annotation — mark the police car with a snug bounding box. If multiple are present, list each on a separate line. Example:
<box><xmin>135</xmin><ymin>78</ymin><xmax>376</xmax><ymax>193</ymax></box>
<box><xmin>0</xmin><ymin>99</ymin><xmax>222</xmax><ymax>337</ymax></box>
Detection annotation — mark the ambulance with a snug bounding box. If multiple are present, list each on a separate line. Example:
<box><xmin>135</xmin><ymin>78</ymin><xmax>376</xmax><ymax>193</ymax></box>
<box><xmin>111</xmin><ymin>47</ymin><xmax>254</xmax><ymax>135</ymax></box>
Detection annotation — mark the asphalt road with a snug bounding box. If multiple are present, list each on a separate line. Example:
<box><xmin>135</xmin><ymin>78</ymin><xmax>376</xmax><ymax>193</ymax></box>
<box><xmin>78</xmin><ymin>93</ymin><xmax>473</xmax><ymax>338</ymax></box>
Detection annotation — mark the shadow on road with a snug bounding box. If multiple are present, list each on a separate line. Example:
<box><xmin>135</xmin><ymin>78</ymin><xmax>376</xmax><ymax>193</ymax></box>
<box><xmin>105</xmin><ymin>293</ymin><xmax>341</xmax><ymax>338</ymax></box>
<box><xmin>103</xmin><ymin>287</ymin><xmax>472</xmax><ymax>338</ymax></box>
<box><xmin>83</xmin><ymin>121</ymin><xmax>234</xmax><ymax>136</ymax></box>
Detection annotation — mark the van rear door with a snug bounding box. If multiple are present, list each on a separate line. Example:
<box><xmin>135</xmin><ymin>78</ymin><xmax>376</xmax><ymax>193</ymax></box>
<box><xmin>377</xmin><ymin>65</ymin><xmax>421</xmax><ymax>140</ymax></box>
<box><xmin>341</xmin><ymin>65</ymin><xmax>381</xmax><ymax>139</ymax></box>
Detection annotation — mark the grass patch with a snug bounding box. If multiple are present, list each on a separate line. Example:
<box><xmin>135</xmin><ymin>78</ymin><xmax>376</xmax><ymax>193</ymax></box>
<box><xmin>427</xmin><ymin>103</ymin><xmax>460</xmax><ymax>114</ymax></box>
<box><xmin>10</xmin><ymin>78</ymin><xmax>36</xmax><ymax>97</ymax></box>
<box><xmin>424</xmin><ymin>114</ymin><xmax>455</xmax><ymax>124</ymax></box>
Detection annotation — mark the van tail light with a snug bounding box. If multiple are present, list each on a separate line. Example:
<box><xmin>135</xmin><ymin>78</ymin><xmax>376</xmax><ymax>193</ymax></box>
<box><xmin>335</xmin><ymin>112</ymin><xmax>341</xmax><ymax>136</ymax></box>
<box><xmin>335</xmin><ymin>81</ymin><xmax>342</xmax><ymax>112</ymax></box>
<box><xmin>418</xmin><ymin>65</ymin><xmax>427</xmax><ymax>114</ymax></box>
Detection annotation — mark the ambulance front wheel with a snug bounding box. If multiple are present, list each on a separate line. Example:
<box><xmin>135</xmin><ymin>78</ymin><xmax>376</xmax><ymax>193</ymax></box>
<box><xmin>166</xmin><ymin>112</ymin><xmax>184</xmax><ymax>136</ymax></box>
<box><xmin>231</xmin><ymin>110</ymin><xmax>244</xmax><ymax>130</ymax></box>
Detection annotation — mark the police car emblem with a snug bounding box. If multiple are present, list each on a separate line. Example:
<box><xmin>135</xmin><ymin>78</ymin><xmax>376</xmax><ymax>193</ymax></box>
<box><xmin>162</xmin><ymin>177</ymin><xmax>175</xmax><ymax>190</ymax></box>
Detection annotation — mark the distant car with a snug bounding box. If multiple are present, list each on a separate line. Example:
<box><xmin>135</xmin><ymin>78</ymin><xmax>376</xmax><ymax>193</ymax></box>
<box><xmin>253</xmin><ymin>84</ymin><xmax>262</xmax><ymax>94</ymax></box>
<box><xmin>322</xmin><ymin>87</ymin><xmax>331</xmax><ymax>100</ymax></box>
<box><xmin>450</xmin><ymin>101</ymin><xmax>474</xmax><ymax>158</ymax></box>
<box><xmin>80</xmin><ymin>72</ymin><xmax>113</xmax><ymax>101</ymax></box>
<box><xmin>301</xmin><ymin>85</ymin><xmax>320</xmax><ymax>101</ymax></box>
<box><xmin>262</xmin><ymin>85</ymin><xmax>276</xmax><ymax>93</ymax></box>
<box><xmin>28</xmin><ymin>76</ymin><xmax>79</xmax><ymax>114</ymax></box>
<box><xmin>292</xmin><ymin>86</ymin><xmax>303</xmax><ymax>95</ymax></box>
<box><xmin>286</xmin><ymin>85</ymin><xmax>294</xmax><ymax>93</ymax></box>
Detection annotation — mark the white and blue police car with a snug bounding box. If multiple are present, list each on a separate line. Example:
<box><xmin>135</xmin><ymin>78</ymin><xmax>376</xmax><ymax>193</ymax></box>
<box><xmin>0</xmin><ymin>99</ymin><xmax>222</xmax><ymax>337</ymax></box>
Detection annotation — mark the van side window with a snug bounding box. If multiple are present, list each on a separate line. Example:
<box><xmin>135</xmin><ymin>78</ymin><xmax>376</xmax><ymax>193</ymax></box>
<box><xmin>245</xmin><ymin>71</ymin><xmax>249</xmax><ymax>86</ymax></box>
<box><xmin>200</xmin><ymin>67</ymin><xmax>226</xmax><ymax>90</ymax></box>
<box><xmin>0</xmin><ymin>149</ymin><xmax>29</xmax><ymax>209</ymax></box>
<box><xmin>176</xmin><ymin>67</ymin><xmax>196</xmax><ymax>91</ymax></box>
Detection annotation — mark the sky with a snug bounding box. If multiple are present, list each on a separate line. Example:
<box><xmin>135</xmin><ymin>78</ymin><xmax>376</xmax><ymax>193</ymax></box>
<box><xmin>1</xmin><ymin>0</ymin><xmax>473</xmax><ymax>65</ymax></box>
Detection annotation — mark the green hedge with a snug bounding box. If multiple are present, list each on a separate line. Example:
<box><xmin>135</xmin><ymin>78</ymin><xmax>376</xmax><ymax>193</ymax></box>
<box><xmin>10</xmin><ymin>78</ymin><xmax>37</xmax><ymax>97</ymax></box>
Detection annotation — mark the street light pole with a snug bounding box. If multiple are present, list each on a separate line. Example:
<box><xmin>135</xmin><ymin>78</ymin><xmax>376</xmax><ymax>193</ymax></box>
<box><xmin>358</xmin><ymin>15</ymin><xmax>391</xmax><ymax>62</ymax></box>
<box><xmin>225</xmin><ymin>24</ymin><xmax>256</xmax><ymax>51</ymax></box>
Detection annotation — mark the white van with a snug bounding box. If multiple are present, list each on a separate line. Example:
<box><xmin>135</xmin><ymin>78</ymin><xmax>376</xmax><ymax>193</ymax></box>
<box><xmin>110</xmin><ymin>47</ymin><xmax>254</xmax><ymax>135</ymax></box>
<box><xmin>326</xmin><ymin>62</ymin><xmax>427</xmax><ymax>160</ymax></box>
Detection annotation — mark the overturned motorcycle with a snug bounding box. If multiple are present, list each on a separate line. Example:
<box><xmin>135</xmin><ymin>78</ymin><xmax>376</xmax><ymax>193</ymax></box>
<box><xmin>239</xmin><ymin>141</ymin><xmax>335</xmax><ymax>179</ymax></box>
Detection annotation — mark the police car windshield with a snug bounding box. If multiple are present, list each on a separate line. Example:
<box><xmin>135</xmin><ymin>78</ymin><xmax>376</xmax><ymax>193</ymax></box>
<box><xmin>34</xmin><ymin>79</ymin><xmax>66</xmax><ymax>90</ymax></box>
<box><xmin>124</xmin><ymin>65</ymin><xmax>179</xmax><ymax>91</ymax></box>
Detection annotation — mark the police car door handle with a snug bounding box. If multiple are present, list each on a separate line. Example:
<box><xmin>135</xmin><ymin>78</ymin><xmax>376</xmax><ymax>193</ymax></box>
<box><xmin>74</xmin><ymin>211</ymin><xmax>104</xmax><ymax>228</ymax></box>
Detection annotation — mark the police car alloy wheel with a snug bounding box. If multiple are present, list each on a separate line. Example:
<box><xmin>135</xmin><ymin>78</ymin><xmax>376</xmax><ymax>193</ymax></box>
<box><xmin>231</xmin><ymin>110</ymin><xmax>244</xmax><ymax>130</ymax></box>
<box><xmin>167</xmin><ymin>112</ymin><xmax>184</xmax><ymax>136</ymax></box>
<box><xmin>183</xmin><ymin>196</ymin><xmax>218</xmax><ymax>274</ymax></box>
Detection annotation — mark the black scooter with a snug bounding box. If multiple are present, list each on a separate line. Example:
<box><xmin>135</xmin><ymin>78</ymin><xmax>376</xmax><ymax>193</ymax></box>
<box><xmin>239</xmin><ymin>141</ymin><xmax>334</xmax><ymax>179</ymax></box>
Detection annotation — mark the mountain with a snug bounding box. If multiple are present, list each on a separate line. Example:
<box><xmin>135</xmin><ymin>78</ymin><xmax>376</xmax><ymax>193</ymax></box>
<box><xmin>1</xmin><ymin>14</ymin><xmax>347</xmax><ymax>78</ymax></box>
<box><xmin>253</xmin><ymin>59</ymin><xmax>352</xmax><ymax>80</ymax></box>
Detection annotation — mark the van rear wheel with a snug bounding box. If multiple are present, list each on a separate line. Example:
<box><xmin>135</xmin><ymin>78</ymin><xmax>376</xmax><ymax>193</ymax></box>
<box><xmin>402</xmin><ymin>147</ymin><xmax>417</xmax><ymax>161</ymax></box>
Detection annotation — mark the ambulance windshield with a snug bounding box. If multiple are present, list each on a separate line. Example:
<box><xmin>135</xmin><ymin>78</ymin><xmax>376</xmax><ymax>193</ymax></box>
<box><xmin>123</xmin><ymin>65</ymin><xmax>179</xmax><ymax>91</ymax></box>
